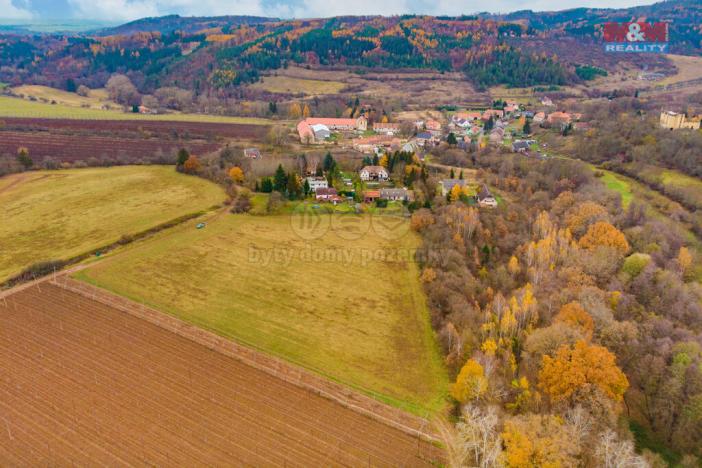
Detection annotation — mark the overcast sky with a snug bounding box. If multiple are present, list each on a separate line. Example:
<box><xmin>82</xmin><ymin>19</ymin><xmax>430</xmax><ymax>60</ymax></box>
<box><xmin>3</xmin><ymin>0</ymin><xmax>656</xmax><ymax>22</ymax></box>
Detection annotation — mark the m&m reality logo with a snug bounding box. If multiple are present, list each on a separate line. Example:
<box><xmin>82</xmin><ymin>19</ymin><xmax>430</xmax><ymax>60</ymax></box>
<box><xmin>603</xmin><ymin>22</ymin><xmax>669</xmax><ymax>53</ymax></box>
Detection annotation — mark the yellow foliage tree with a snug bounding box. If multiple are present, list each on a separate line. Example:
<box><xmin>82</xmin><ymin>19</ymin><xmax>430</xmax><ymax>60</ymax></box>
<box><xmin>508</xmin><ymin>256</ymin><xmax>520</xmax><ymax>275</ymax></box>
<box><xmin>289</xmin><ymin>102</ymin><xmax>302</xmax><ymax>119</ymax></box>
<box><xmin>381</xmin><ymin>114</ymin><xmax>389</xmax><ymax>123</ymax></box>
<box><xmin>302</xmin><ymin>104</ymin><xmax>311</xmax><ymax>118</ymax></box>
<box><xmin>450</xmin><ymin>184</ymin><xmax>463</xmax><ymax>202</ymax></box>
<box><xmin>481</xmin><ymin>338</ymin><xmax>497</xmax><ymax>356</ymax></box>
<box><xmin>538</xmin><ymin>340</ymin><xmax>629</xmax><ymax>405</ymax></box>
<box><xmin>451</xmin><ymin>359</ymin><xmax>488</xmax><ymax>403</ymax></box>
<box><xmin>578</xmin><ymin>221</ymin><xmax>630</xmax><ymax>255</ymax></box>
<box><xmin>228</xmin><ymin>166</ymin><xmax>245</xmax><ymax>183</ymax></box>
<box><xmin>677</xmin><ymin>246</ymin><xmax>692</xmax><ymax>277</ymax></box>
<box><xmin>378</xmin><ymin>154</ymin><xmax>389</xmax><ymax>167</ymax></box>
<box><xmin>501</xmin><ymin>414</ymin><xmax>578</xmax><ymax>467</ymax></box>
<box><xmin>554</xmin><ymin>302</ymin><xmax>594</xmax><ymax>340</ymax></box>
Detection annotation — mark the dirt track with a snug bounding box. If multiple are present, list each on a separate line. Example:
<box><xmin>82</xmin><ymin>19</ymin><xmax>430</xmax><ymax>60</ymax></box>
<box><xmin>0</xmin><ymin>283</ymin><xmax>443</xmax><ymax>466</ymax></box>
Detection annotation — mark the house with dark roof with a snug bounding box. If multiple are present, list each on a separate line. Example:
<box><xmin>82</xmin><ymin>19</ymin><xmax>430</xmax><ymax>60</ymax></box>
<box><xmin>477</xmin><ymin>185</ymin><xmax>498</xmax><ymax>208</ymax></box>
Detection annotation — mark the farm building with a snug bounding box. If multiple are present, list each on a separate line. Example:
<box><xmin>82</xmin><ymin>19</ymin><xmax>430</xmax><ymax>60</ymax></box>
<box><xmin>359</xmin><ymin>165</ymin><xmax>389</xmax><ymax>182</ymax></box>
<box><xmin>363</xmin><ymin>190</ymin><xmax>381</xmax><ymax>203</ymax></box>
<box><xmin>373</xmin><ymin>122</ymin><xmax>401</xmax><ymax>135</ymax></box>
<box><xmin>315</xmin><ymin>187</ymin><xmax>338</xmax><ymax>201</ymax></box>
<box><xmin>659</xmin><ymin>111</ymin><xmax>701</xmax><ymax>130</ymax></box>
<box><xmin>306</xmin><ymin>177</ymin><xmax>328</xmax><ymax>191</ymax></box>
<box><xmin>477</xmin><ymin>185</ymin><xmax>498</xmax><ymax>208</ymax></box>
<box><xmin>380</xmin><ymin>188</ymin><xmax>411</xmax><ymax>202</ymax></box>
<box><xmin>297</xmin><ymin>116</ymin><xmax>368</xmax><ymax>143</ymax></box>
<box><xmin>244</xmin><ymin>148</ymin><xmax>261</xmax><ymax>159</ymax></box>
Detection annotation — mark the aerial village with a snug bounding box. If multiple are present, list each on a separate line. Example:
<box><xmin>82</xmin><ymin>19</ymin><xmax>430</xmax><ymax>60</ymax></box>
<box><xmin>233</xmin><ymin>96</ymin><xmax>701</xmax><ymax>214</ymax></box>
<box><xmin>288</xmin><ymin>95</ymin><xmax>592</xmax><ymax>210</ymax></box>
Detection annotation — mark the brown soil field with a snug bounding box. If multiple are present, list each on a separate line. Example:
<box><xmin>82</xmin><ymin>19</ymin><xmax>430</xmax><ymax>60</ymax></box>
<box><xmin>0</xmin><ymin>117</ymin><xmax>270</xmax><ymax>140</ymax></box>
<box><xmin>0</xmin><ymin>283</ymin><xmax>443</xmax><ymax>466</ymax></box>
<box><xmin>0</xmin><ymin>131</ymin><xmax>223</xmax><ymax>164</ymax></box>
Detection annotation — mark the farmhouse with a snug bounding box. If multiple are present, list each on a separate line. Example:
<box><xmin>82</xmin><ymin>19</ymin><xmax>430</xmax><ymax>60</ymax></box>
<box><xmin>298</xmin><ymin>116</ymin><xmax>368</xmax><ymax>143</ymax></box>
<box><xmin>363</xmin><ymin>190</ymin><xmax>381</xmax><ymax>203</ymax></box>
<box><xmin>315</xmin><ymin>187</ymin><xmax>338</xmax><ymax>201</ymax></box>
<box><xmin>440</xmin><ymin>179</ymin><xmax>466</xmax><ymax>196</ymax></box>
<box><xmin>352</xmin><ymin>135</ymin><xmax>401</xmax><ymax>154</ymax></box>
<box><xmin>660</xmin><ymin>111</ymin><xmax>701</xmax><ymax>130</ymax></box>
<box><xmin>415</xmin><ymin>131</ymin><xmax>437</xmax><ymax>147</ymax></box>
<box><xmin>512</xmin><ymin>139</ymin><xmax>532</xmax><ymax>153</ymax></box>
<box><xmin>453</xmin><ymin>111</ymin><xmax>482</xmax><ymax>122</ymax></box>
<box><xmin>533</xmin><ymin>111</ymin><xmax>546</xmax><ymax>123</ymax></box>
<box><xmin>547</xmin><ymin>112</ymin><xmax>572</xmax><ymax>126</ymax></box>
<box><xmin>425</xmin><ymin>120</ymin><xmax>442</xmax><ymax>132</ymax></box>
<box><xmin>380</xmin><ymin>188</ymin><xmax>411</xmax><ymax>201</ymax></box>
<box><xmin>541</xmin><ymin>96</ymin><xmax>554</xmax><ymax>107</ymax></box>
<box><xmin>373</xmin><ymin>122</ymin><xmax>401</xmax><ymax>135</ymax></box>
<box><xmin>477</xmin><ymin>184</ymin><xmax>498</xmax><ymax>208</ymax></box>
<box><xmin>306</xmin><ymin>177</ymin><xmax>328</xmax><ymax>191</ymax></box>
<box><xmin>359</xmin><ymin>165</ymin><xmax>389</xmax><ymax>182</ymax></box>
<box><xmin>244</xmin><ymin>148</ymin><xmax>261</xmax><ymax>159</ymax></box>
<box><xmin>489</xmin><ymin>127</ymin><xmax>505</xmax><ymax>144</ymax></box>
<box><xmin>482</xmin><ymin>109</ymin><xmax>504</xmax><ymax>120</ymax></box>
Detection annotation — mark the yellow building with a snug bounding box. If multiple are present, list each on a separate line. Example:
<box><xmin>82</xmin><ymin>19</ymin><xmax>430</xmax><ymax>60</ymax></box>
<box><xmin>660</xmin><ymin>111</ymin><xmax>701</xmax><ymax>130</ymax></box>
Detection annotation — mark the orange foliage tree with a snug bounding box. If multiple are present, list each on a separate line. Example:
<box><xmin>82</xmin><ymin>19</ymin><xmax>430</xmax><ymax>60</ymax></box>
<box><xmin>229</xmin><ymin>166</ymin><xmax>245</xmax><ymax>183</ymax></box>
<box><xmin>538</xmin><ymin>340</ymin><xmax>629</xmax><ymax>406</ymax></box>
<box><xmin>183</xmin><ymin>155</ymin><xmax>201</xmax><ymax>174</ymax></box>
<box><xmin>554</xmin><ymin>302</ymin><xmax>594</xmax><ymax>340</ymax></box>
<box><xmin>578</xmin><ymin>221</ymin><xmax>629</xmax><ymax>255</ymax></box>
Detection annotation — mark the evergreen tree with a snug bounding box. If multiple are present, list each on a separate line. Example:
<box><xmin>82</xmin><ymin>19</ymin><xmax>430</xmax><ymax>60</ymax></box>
<box><xmin>372</xmin><ymin>154</ymin><xmax>379</xmax><ymax>165</ymax></box>
<box><xmin>176</xmin><ymin>148</ymin><xmax>190</xmax><ymax>167</ymax></box>
<box><xmin>260</xmin><ymin>177</ymin><xmax>274</xmax><ymax>193</ymax></box>
<box><xmin>450</xmin><ymin>168</ymin><xmax>455</xmax><ymax>179</ymax></box>
<box><xmin>447</xmin><ymin>132</ymin><xmax>458</xmax><ymax>146</ymax></box>
<box><xmin>303</xmin><ymin>178</ymin><xmax>311</xmax><ymax>197</ymax></box>
<box><xmin>273</xmin><ymin>164</ymin><xmax>287</xmax><ymax>193</ymax></box>
<box><xmin>523</xmin><ymin>118</ymin><xmax>531</xmax><ymax>134</ymax></box>
<box><xmin>268</xmin><ymin>101</ymin><xmax>277</xmax><ymax>114</ymax></box>
<box><xmin>323</xmin><ymin>152</ymin><xmax>336</xmax><ymax>172</ymax></box>
<box><xmin>459</xmin><ymin>170</ymin><xmax>464</xmax><ymax>180</ymax></box>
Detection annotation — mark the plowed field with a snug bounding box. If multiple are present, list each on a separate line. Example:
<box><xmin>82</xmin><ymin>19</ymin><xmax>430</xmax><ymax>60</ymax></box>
<box><xmin>0</xmin><ymin>283</ymin><xmax>443</xmax><ymax>466</ymax></box>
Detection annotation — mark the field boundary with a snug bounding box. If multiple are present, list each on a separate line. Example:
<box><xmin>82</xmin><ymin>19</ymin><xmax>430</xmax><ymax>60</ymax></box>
<box><xmin>49</xmin><ymin>275</ymin><xmax>441</xmax><ymax>444</ymax></box>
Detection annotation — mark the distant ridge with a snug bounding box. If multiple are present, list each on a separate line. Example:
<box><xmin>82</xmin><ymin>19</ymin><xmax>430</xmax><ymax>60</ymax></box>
<box><xmin>96</xmin><ymin>14</ymin><xmax>278</xmax><ymax>36</ymax></box>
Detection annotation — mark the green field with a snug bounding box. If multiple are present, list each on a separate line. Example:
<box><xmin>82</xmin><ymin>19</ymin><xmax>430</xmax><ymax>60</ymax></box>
<box><xmin>75</xmin><ymin>213</ymin><xmax>448</xmax><ymax>415</ymax></box>
<box><xmin>251</xmin><ymin>75</ymin><xmax>347</xmax><ymax>95</ymax></box>
<box><xmin>0</xmin><ymin>96</ymin><xmax>272</xmax><ymax>125</ymax></box>
<box><xmin>0</xmin><ymin>166</ymin><xmax>225</xmax><ymax>282</ymax></box>
<box><xmin>597</xmin><ymin>170</ymin><xmax>633</xmax><ymax>208</ymax></box>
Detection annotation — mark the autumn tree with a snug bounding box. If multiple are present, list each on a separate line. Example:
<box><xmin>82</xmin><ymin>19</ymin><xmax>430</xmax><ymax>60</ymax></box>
<box><xmin>565</xmin><ymin>201</ymin><xmax>609</xmax><ymax>237</ymax></box>
<box><xmin>538</xmin><ymin>340</ymin><xmax>629</xmax><ymax>407</ymax></box>
<box><xmin>677</xmin><ymin>246</ymin><xmax>692</xmax><ymax>278</ymax></box>
<box><xmin>449</xmin><ymin>183</ymin><xmax>463</xmax><ymax>202</ymax></box>
<box><xmin>554</xmin><ymin>302</ymin><xmax>594</xmax><ymax>340</ymax></box>
<box><xmin>438</xmin><ymin>405</ymin><xmax>503</xmax><ymax>468</ymax></box>
<box><xmin>229</xmin><ymin>166</ymin><xmax>245</xmax><ymax>183</ymax></box>
<box><xmin>183</xmin><ymin>155</ymin><xmax>200</xmax><ymax>174</ymax></box>
<box><xmin>578</xmin><ymin>221</ymin><xmax>630</xmax><ymax>255</ymax></box>
<box><xmin>289</xmin><ymin>102</ymin><xmax>302</xmax><ymax>119</ymax></box>
<box><xmin>451</xmin><ymin>358</ymin><xmax>488</xmax><ymax>403</ymax></box>
<box><xmin>501</xmin><ymin>414</ymin><xmax>580</xmax><ymax>467</ymax></box>
<box><xmin>16</xmin><ymin>147</ymin><xmax>32</xmax><ymax>169</ymax></box>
